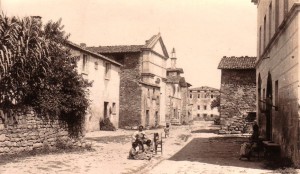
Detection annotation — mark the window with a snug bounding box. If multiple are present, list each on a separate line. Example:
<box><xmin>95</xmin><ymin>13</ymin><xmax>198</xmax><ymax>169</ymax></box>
<box><xmin>275</xmin><ymin>0</ymin><xmax>279</xmax><ymax>29</ymax></box>
<box><xmin>269</xmin><ymin>2</ymin><xmax>272</xmax><ymax>41</ymax></box>
<box><xmin>204</xmin><ymin>105</ymin><xmax>207</xmax><ymax>110</ymax></box>
<box><xmin>259</xmin><ymin>26</ymin><xmax>262</xmax><ymax>57</ymax></box>
<box><xmin>263</xmin><ymin>88</ymin><xmax>266</xmax><ymax>100</ymax></box>
<box><xmin>112</xmin><ymin>102</ymin><xmax>116</xmax><ymax>114</ymax></box>
<box><xmin>198</xmin><ymin>94</ymin><xmax>200</xmax><ymax>98</ymax></box>
<box><xmin>190</xmin><ymin>94</ymin><xmax>192</xmax><ymax>98</ymax></box>
<box><xmin>147</xmin><ymin>89</ymin><xmax>150</xmax><ymax>98</ymax></box>
<box><xmin>153</xmin><ymin>88</ymin><xmax>155</xmax><ymax>95</ymax></box>
<box><xmin>197</xmin><ymin>114</ymin><xmax>200</xmax><ymax>117</ymax></box>
<box><xmin>275</xmin><ymin>80</ymin><xmax>279</xmax><ymax>111</ymax></box>
<box><xmin>198</xmin><ymin>105</ymin><xmax>200</xmax><ymax>110</ymax></box>
<box><xmin>211</xmin><ymin>95</ymin><xmax>214</xmax><ymax>98</ymax></box>
<box><xmin>263</xmin><ymin>15</ymin><xmax>266</xmax><ymax>49</ymax></box>
<box><xmin>105</xmin><ymin>62</ymin><xmax>111</xmax><ymax>79</ymax></box>
<box><xmin>82</xmin><ymin>54</ymin><xmax>88</xmax><ymax>72</ymax></box>
<box><xmin>284</xmin><ymin>0</ymin><xmax>289</xmax><ymax>16</ymax></box>
<box><xmin>211</xmin><ymin>114</ymin><xmax>213</xmax><ymax>118</ymax></box>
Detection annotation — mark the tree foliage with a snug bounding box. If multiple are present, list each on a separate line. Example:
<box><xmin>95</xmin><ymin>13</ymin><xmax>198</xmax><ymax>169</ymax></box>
<box><xmin>0</xmin><ymin>14</ymin><xmax>91</xmax><ymax>137</ymax></box>
<box><xmin>211</xmin><ymin>95</ymin><xmax>220</xmax><ymax>111</ymax></box>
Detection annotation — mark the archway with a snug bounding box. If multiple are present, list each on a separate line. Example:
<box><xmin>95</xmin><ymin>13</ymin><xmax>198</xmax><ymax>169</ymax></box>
<box><xmin>266</xmin><ymin>72</ymin><xmax>273</xmax><ymax>140</ymax></box>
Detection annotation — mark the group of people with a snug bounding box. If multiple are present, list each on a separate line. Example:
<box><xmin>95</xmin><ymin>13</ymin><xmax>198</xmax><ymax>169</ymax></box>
<box><xmin>128</xmin><ymin>124</ymin><xmax>170</xmax><ymax>160</ymax></box>
<box><xmin>128</xmin><ymin>125</ymin><xmax>153</xmax><ymax>160</ymax></box>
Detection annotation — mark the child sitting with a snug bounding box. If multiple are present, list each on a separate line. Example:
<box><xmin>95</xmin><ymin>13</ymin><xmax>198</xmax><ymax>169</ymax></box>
<box><xmin>128</xmin><ymin>142</ymin><xmax>138</xmax><ymax>159</ymax></box>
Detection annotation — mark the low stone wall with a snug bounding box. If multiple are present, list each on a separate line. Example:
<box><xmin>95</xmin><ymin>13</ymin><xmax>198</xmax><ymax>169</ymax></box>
<box><xmin>0</xmin><ymin>108</ymin><xmax>86</xmax><ymax>155</ymax></box>
<box><xmin>218</xmin><ymin>115</ymin><xmax>253</xmax><ymax>134</ymax></box>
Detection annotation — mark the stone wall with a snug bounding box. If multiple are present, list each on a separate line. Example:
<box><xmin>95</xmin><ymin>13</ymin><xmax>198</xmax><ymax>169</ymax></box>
<box><xmin>181</xmin><ymin>87</ymin><xmax>190</xmax><ymax>124</ymax></box>
<box><xmin>219</xmin><ymin>69</ymin><xmax>256</xmax><ymax>134</ymax></box>
<box><xmin>119</xmin><ymin>53</ymin><xmax>143</xmax><ymax>128</ymax></box>
<box><xmin>0</xmin><ymin>109</ymin><xmax>85</xmax><ymax>155</ymax></box>
<box><xmin>140</xmin><ymin>86</ymin><xmax>160</xmax><ymax>128</ymax></box>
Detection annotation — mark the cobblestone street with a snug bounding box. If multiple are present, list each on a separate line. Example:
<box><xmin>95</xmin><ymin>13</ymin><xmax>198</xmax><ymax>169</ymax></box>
<box><xmin>0</xmin><ymin>121</ymin><xmax>298</xmax><ymax>174</ymax></box>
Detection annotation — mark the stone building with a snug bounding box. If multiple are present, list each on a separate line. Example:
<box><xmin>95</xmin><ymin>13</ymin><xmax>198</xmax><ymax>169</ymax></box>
<box><xmin>165</xmin><ymin>48</ymin><xmax>192</xmax><ymax>125</ymax></box>
<box><xmin>252</xmin><ymin>0</ymin><xmax>300</xmax><ymax>164</ymax></box>
<box><xmin>189</xmin><ymin>86</ymin><xmax>220</xmax><ymax>121</ymax></box>
<box><xmin>218</xmin><ymin>56</ymin><xmax>256</xmax><ymax>131</ymax></box>
<box><xmin>87</xmin><ymin>33</ymin><xmax>169</xmax><ymax>128</ymax></box>
<box><xmin>67</xmin><ymin>42</ymin><xmax>122</xmax><ymax>132</ymax></box>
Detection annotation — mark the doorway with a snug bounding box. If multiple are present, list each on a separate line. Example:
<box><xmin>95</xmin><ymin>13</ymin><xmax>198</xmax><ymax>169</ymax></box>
<box><xmin>146</xmin><ymin>110</ymin><xmax>150</xmax><ymax>127</ymax></box>
<box><xmin>104</xmin><ymin>102</ymin><xmax>109</xmax><ymax>119</ymax></box>
<box><xmin>266</xmin><ymin>72</ymin><xmax>273</xmax><ymax>140</ymax></box>
<box><xmin>155</xmin><ymin>111</ymin><xmax>159</xmax><ymax>126</ymax></box>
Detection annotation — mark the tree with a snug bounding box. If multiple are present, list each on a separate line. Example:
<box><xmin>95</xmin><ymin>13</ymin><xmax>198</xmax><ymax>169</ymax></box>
<box><xmin>0</xmin><ymin>15</ymin><xmax>90</xmax><ymax>137</ymax></box>
<box><xmin>211</xmin><ymin>95</ymin><xmax>220</xmax><ymax>111</ymax></box>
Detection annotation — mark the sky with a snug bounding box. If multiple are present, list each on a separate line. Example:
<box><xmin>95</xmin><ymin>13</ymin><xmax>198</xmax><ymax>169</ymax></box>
<box><xmin>1</xmin><ymin>0</ymin><xmax>257</xmax><ymax>89</ymax></box>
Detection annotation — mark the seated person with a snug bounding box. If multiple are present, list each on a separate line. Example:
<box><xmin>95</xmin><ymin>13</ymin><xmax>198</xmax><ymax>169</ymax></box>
<box><xmin>164</xmin><ymin>123</ymin><xmax>170</xmax><ymax>138</ymax></box>
<box><xmin>128</xmin><ymin>142</ymin><xmax>152</xmax><ymax>160</ymax></box>
<box><xmin>128</xmin><ymin>142</ymin><xmax>138</xmax><ymax>159</ymax></box>
<box><xmin>132</xmin><ymin>125</ymin><xmax>151</xmax><ymax>152</ymax></box>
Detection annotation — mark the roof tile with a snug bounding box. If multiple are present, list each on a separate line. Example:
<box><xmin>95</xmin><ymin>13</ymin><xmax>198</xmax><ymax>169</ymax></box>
<box><xmin>218</xmin><ymin>56</ymin><xmax>256</xmax><ymax>69</ymax></box>
<box><xmin>87</xmin><ymin>45</ymin><xmax>143</xmax><ymax>53</ymax></box>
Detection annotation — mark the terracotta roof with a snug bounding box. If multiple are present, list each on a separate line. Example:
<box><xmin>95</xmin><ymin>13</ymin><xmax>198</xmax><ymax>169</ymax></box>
<box><xmin>189</xmin><ymin>86</ymin><xmax>219</xmax><ymax>91</ymax></box>
<box><xmin>86</xmin><ymin>33</ymin><xmax>169</xmax><ymax>58</ymax></box>
<box><xmin>87</xmin><ymin>45</ymin><xmax>143</xmax><ymax>53</ymax></box>
<box><xmin>66</xmin><ymin>41</ymin><xmax>122</xmax><ymax>66</ymax></box>
<box><xmin>218</xmin><ymin>56</ymin><xmax>256</xmax><ymax>69</ymax></box>
<box><xmin>167</xmin><ymin>68</ymin><xmax>184</xmax><ymax>73</ymax></box>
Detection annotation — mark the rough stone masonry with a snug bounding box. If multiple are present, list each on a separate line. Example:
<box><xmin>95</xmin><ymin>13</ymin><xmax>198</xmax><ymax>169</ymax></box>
<box><xmin>0</xmin><ymin>108</ymin><xmax>86</xmax><ymax>155</ymax></box>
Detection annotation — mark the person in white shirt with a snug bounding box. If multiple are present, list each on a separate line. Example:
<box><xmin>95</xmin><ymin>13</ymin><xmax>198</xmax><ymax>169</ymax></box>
<box><xmin>132</xmin><ymin>125</ymin><xmax>151</xmax><ymax>152</ymax></box>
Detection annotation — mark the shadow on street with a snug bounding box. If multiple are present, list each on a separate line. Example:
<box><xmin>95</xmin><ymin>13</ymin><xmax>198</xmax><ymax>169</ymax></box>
<box><xmin>168</xmin><ymin>130</ymin><xmax>265</xmax><ymax>170</ymax></box>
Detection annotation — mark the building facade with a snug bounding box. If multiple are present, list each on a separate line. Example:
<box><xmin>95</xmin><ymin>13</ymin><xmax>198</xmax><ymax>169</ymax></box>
<box><xmin>252</xmin><ymin>0</ymin><xmax>300</xmax><ymax>164</ymax></box>
<box><xmin>218</xmin><ymin>56</ymin><xmax>256</xmax><ymax>132</ymax></box>
<box><xmin>189</xmin><ymin>86</ymin><xmax>220</xmax><ymax>121</ymax></box>
<box><xmin>165</xmin><ymin>48</ymin><xmax>192</xmax><ymax>125</ymax></box>
<box><xmin>88</xmin><ymin>33</ymin><xmax>169</xmax><ymax>129</ymax></box>
<box><xmin>67</xmin><ymin>42</ymin><xmax>121</xmax><ymax>132</ymax></box>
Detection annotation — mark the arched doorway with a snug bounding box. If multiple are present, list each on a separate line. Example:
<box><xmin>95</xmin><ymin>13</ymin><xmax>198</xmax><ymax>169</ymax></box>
<box><xmin>266</xmin><ymin>72</ymin><xmax>273</xmax><ymax>140</ymax></box>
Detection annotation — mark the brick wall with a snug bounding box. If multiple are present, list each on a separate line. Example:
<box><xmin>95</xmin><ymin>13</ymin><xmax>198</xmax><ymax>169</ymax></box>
<box><xmin>219</xmin><ymin>69</ymin><xmax>256</xmax><ymax>133</ymax></box>
<box><xmin>0</xmin><ymin>109</ymin><xmax>85</xmax><ymax>155</ymax></box>
<box><xmin>119</xmin><ymin>53</ymin><xmax>143</xmax><ymax>128</ymax></box>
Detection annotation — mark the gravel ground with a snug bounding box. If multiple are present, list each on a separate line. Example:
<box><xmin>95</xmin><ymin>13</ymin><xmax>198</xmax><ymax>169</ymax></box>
<box><xmin>0</xmin><ymin>121</ymin><xmax>299</xmax><ymax>174</ymax></box>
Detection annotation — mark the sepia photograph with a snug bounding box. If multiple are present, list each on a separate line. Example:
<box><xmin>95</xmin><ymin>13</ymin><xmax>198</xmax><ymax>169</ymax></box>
<box><xmin>0</xmin><ymin>0</ymin><xmax>299</xmax><ymax>173</ymax></box>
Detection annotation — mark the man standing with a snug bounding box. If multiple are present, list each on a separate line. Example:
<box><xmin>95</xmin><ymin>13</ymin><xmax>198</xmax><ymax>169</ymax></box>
<box><xmin>132</xmin><ymin>125</ymin><xmax>151</xmax><ymax>152</ymax></box>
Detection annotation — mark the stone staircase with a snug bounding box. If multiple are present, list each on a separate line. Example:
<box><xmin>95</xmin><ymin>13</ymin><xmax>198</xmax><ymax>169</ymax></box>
<box><xmin>170</xmin><ymin>118</ymin><xmax>181</xmax><ymax>125</ymax></box>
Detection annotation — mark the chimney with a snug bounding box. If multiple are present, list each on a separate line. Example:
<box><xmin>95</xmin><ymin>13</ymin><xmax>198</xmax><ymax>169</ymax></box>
<box><xmin>171</xmin><ymin>48</ymin><xmax>177</xmax><ymax>69</ymax></box>
<box><xmin>80</xmin><ymin>43</ymin><xmax>86</xmax><ymax>48</ymax></box>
